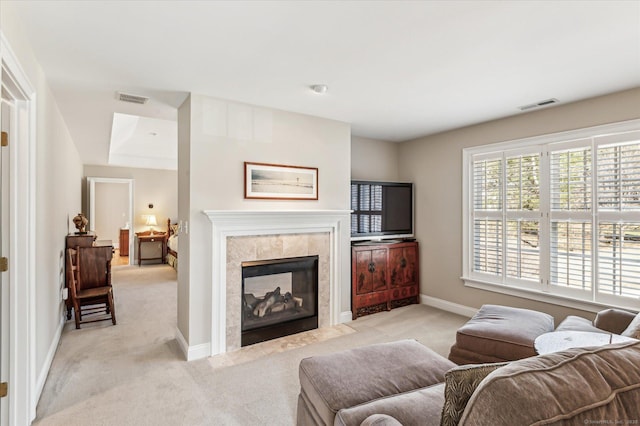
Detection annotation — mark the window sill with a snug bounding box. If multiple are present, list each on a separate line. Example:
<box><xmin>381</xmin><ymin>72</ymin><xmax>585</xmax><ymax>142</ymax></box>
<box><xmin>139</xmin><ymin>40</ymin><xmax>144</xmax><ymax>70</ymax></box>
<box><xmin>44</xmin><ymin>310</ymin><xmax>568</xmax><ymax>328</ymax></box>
<box><xmin>461</xmin><ymin>276</ymin><xmax>640</xmax><ymax>314</ymax></box>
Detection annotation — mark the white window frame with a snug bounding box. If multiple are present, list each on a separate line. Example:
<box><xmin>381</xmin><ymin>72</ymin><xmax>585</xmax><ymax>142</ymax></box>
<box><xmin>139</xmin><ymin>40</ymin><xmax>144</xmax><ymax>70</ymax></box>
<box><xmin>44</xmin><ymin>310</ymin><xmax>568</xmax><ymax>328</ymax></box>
<box><xmin>462</xmin><ymin>119</ymin><xmax>640</xmax><ymax>313</ymax></box>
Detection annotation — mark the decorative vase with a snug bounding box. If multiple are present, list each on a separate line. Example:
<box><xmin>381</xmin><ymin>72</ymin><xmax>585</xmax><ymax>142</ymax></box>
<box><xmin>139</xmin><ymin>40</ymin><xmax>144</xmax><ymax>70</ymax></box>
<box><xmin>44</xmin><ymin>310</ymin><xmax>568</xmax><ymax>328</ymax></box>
<box><xmin>73</xmin><ymin>213</ymin><xmax>88</xmax><ymax>234</ymax></box>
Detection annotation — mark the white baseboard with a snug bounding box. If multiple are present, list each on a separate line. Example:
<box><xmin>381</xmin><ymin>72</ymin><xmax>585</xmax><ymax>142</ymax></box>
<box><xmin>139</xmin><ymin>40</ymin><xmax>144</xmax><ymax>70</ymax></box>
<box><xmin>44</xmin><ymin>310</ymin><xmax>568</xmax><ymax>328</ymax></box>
<box><xmin>339</xmin><ymin>310</ymin><xmax>352</xmax><ymax>324</ymax></box>
<box><xmin>34</xmin><ymin>314</ymin><xmax>65</xmax><ymax>407</ymax></box>
<box><xmin>175</xmin><ymin>328</ymin><xmax>189</xmax><ymax>359</ymax></box>
<box><xmin>420</xmin><ymin>294</ymin><xmax>477</xmax><ymax>318</ymax></box>
<box><xmin>176</xmin><ymin>328</ymin><xmax>210</xmax><ymax>361</ymax></box>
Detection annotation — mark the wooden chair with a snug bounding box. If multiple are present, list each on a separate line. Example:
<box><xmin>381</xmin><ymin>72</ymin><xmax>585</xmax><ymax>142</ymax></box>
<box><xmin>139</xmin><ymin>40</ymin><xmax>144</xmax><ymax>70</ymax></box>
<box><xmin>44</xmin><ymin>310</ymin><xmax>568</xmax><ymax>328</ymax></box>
<box><xmin>67</xmin><ymin>247</ymin><xmax>117</xmax><ymax>329</ymax></box>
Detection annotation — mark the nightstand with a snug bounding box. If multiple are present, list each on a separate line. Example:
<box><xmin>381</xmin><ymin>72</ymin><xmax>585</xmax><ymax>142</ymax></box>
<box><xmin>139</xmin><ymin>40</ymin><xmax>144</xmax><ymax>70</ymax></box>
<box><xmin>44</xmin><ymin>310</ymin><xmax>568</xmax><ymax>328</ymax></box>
<box><xmin>135</xmin><ymin>232</ymin><xmax>167</xmax><ymax>266</ymax></box>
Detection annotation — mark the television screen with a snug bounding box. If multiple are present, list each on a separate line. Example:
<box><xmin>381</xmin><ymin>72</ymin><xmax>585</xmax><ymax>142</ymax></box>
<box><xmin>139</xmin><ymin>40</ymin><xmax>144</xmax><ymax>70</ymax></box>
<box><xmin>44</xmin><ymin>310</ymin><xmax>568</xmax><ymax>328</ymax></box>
<box><xmin>351</xmin><ymin>181</ymin><xmax>413</xmax><ymax>240</ymax></box>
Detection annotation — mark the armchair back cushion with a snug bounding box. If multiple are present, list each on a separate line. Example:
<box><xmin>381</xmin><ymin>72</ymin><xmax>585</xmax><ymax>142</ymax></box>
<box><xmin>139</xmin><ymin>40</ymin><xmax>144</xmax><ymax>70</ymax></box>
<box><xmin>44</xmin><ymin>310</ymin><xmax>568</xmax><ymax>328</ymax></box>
<box><xmin>459</xmin><ymin>341</ymin><xmax>640</xmax><ymax>426</ymax></box>
<box><xmin>593</xmin><ymin>308</ymin><xmax>636</xmax><ymax>334</ymax></box>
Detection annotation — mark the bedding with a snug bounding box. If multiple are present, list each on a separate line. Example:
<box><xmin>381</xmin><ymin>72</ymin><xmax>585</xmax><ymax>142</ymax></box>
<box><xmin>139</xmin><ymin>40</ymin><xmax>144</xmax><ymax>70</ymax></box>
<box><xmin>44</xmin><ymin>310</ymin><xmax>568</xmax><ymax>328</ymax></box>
<box><xmin>166</xmin><ymin>219</ymin><xmax>178</xmax><ymax>270</ymax></box>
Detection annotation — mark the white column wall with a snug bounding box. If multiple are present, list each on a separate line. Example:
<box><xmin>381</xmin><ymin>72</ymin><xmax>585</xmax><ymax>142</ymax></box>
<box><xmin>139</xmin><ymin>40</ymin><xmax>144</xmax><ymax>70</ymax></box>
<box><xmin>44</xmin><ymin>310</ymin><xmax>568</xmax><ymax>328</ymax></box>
<box><xmin>177</xmin><ymin>95</ymin><xmax>351</xmax><ymax>352</ymax></box>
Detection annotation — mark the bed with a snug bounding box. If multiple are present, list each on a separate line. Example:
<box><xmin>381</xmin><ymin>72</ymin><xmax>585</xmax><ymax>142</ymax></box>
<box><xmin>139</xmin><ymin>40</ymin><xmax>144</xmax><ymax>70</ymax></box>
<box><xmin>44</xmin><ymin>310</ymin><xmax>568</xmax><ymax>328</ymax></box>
<box><xmin>166</xmin><ymin>219</ymin><xmax>179</xmax><ymax>270</ymax></box>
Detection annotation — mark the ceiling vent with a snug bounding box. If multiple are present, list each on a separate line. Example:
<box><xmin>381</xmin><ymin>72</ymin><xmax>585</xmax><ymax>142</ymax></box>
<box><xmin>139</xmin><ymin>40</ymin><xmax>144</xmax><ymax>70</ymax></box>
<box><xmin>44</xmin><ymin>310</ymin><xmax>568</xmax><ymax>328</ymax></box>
<box><xmin>117</xmin><ymin>92</ymin><xmax>149</xmax><ymax>105</ymax></box>
<box><xmin>518</xmin><ymin>98</ymin><xmax>559</xmax><ymax>111</ymax></box>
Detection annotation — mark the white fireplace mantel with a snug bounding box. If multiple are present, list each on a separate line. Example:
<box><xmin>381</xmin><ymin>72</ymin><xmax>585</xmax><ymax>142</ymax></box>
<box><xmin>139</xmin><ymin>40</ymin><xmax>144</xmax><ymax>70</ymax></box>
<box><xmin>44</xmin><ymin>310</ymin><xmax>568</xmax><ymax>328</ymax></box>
<box><xmin>204</xmin><ymin>210</ymin><xmax>352</xmax><ymax>357</ymax></box>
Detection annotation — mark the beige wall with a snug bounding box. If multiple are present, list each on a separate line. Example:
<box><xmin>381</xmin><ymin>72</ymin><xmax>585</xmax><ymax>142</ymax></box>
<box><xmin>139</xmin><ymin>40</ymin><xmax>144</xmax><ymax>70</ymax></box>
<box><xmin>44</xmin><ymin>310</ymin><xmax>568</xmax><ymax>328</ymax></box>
<box><xmin>1</xmin><ymin>7</ymin><xmax>85</xmax><ymax>404</ymax></box>
<box><xmin>178</xmin><ymin>94</ymin><xmax>351</xmax><ymax>347</ymax></box>
<box><xmin>93</xmin><ymin>182</ymin><xmax>129</xmax><ymax>246</ymax></box>
<box><xmin>399</xmin><ymin>88</ymin><xmax>640</xmax><ymax>324</ymax></box>
<box><xmin>351</xmin><ymin>136</ymin><xmax>400</xmax><ymax>181</ymax></box>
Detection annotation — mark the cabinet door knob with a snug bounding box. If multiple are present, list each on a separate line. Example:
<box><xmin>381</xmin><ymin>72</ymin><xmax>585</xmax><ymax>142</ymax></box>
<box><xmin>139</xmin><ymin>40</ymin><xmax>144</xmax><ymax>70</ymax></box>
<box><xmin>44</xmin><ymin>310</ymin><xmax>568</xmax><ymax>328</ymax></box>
<box><xmin>368</xmin><ymin>262</ymin><xmax>375</xmax><ymax>273</ymax></box>
<box><xmin>400</xmin><ymin>258</ymin><xmax>407</xmax><ymax>268</ymax></box>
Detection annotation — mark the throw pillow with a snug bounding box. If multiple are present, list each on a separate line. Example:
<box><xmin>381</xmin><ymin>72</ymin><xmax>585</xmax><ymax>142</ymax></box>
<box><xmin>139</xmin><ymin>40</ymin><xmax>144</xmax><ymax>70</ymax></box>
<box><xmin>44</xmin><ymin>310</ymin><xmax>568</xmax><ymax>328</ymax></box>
<box><xmin>440</xmin><ymin>362</ymin><xmax>508</xmax><ymax>426</ymax></box>
<box><xmin>621</xmin><ymin>312</ymin><xmax>640</xmax><ymax>339</ymax></box>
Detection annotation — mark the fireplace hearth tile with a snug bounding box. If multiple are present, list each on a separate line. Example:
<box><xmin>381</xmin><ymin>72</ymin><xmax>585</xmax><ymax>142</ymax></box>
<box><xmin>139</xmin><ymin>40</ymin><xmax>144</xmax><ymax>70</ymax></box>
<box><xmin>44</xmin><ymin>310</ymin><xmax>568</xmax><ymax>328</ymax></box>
<box><xmin>228</xmin><ymin>237</ymin><xmax>257</xmax><ymax>265</ymax></box>
<box><xmin>309</xmin><ymin>233</ymin><xmax>330</xmax><ymax>258</ymax></box>
<box><xmin>208</xmin><ymin>323</ymin><xmax>355</xmax><ymax>370</ymax></box>
<box><xmin>282</xmin><ymin>234</ymin><xmax>309</xmax><ymax>257</ymax></box>
<box><xmin>256</xmin><ymin>235</ymin><xmax>283</xmax><ymax>259</ymax></box>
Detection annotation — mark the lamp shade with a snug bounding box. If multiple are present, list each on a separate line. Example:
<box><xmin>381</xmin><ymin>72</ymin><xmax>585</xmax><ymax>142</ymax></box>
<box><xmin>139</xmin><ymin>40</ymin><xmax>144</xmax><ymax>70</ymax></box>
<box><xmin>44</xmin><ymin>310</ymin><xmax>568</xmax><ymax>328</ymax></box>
<box><xmin>145</xmin><ymin>214</ymin><xmax>158</xmax><ymax>226</ymax></box>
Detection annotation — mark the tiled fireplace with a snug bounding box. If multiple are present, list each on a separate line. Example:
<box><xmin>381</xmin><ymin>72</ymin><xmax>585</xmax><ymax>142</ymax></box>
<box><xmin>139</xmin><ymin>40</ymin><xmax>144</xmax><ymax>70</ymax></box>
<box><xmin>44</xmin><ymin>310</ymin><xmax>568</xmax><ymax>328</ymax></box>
<box><xmin>241</xmin><ymin>255</ymin><xmax>319</xmax><ymax>346</ymax></box>
<box><xmin>227</xmin><ymin>233</ymin><xmax>329</xmax><ymax>351</ymax></box>
<box><xmin>204</xmin><ymin>210</ymin><xmax>351</xmax><ymax>356</ymax></box>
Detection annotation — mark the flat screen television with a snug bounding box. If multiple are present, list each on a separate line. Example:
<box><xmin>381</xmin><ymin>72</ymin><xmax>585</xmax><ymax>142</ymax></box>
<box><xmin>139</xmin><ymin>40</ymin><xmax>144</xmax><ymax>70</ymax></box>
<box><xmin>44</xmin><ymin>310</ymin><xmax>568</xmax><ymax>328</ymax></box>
<box><xmin>350</xmin><ymin>180</ymin><xmax>414</xmax><ymax>241</ymax></box>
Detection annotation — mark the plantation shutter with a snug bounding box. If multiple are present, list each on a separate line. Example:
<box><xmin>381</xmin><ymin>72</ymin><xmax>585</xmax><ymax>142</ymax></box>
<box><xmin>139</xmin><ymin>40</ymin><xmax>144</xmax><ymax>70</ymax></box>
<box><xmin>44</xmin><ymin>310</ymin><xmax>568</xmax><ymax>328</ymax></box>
<box><xmin>472</xmin><ymin>157</ymin><xmax>502</xmax><ymax>276</ymax></box>
<box><xmin>596</xmin><ymin>135</ymin><xmax>640</xmax><ymax>300</ymax></box>
<box><xmin>505</xmin><ymin>153</ymin><xmax>540</xmax><ymax>282</ymax></box>
<box><xmin>598</xmin><ymin>141</ymin><xmax>640</xmax><ymax>211</ymax></box>
<box><xmin>549</xmin><ymin>143</ymin><xmax>593</xmax><ymax>294</ymax></box>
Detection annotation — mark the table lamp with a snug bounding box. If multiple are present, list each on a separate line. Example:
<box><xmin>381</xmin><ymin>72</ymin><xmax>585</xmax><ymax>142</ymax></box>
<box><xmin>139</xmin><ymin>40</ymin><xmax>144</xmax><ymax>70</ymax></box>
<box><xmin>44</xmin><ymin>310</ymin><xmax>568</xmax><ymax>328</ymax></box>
<box><xmin>146</xmin><ymin>214</ymin><xmax>158</xmax><ymax>234</ymax></box>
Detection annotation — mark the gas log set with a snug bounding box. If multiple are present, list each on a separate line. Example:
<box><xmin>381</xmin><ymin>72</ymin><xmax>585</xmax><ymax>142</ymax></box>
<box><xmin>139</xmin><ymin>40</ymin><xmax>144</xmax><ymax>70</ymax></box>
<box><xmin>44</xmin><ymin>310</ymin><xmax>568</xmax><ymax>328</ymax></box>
<box><xmin>243</xmin><ymin>286</ymin><xmax>303</xmax><ymax>319</ymax></box>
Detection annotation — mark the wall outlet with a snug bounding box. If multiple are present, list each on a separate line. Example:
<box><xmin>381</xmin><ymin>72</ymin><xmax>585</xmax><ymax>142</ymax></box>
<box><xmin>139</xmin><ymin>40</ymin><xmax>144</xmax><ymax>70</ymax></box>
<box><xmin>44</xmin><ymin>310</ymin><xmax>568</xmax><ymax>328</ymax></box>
<box><xmin>61</xmin><ymin>287</ymin><xmax>68</xmax><ymax>301</ymax></box>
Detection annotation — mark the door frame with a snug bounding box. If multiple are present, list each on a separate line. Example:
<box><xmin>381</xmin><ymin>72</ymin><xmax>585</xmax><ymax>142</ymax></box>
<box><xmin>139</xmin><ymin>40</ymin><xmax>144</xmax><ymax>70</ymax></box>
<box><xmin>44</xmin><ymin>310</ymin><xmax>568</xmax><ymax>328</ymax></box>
<box><xmin>87</xmin><ymin>177</ymin><xmax>134</xmax><ymax>265</ymax></box>
<box><xmin>1</xmin><ymin>32</ymin><xmax>37</xmax><ymax>425</ymax></box>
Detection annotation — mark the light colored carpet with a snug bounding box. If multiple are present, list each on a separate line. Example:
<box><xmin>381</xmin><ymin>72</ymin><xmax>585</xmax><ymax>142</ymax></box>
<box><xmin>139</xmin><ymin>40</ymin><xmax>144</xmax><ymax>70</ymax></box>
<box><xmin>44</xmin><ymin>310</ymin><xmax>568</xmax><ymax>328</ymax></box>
<box><xmin>34</xmin><ymin>265</ymin><xmax>468</xmax><ymax>425</ymax></box>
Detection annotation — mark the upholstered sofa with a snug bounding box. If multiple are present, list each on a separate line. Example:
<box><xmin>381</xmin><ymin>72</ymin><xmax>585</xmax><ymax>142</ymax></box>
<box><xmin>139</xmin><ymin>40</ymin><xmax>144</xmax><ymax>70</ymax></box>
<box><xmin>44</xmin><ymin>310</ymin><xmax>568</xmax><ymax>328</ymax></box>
<box><xmin>297</xmin><ymin>337</ymin><xmax>640</xmax><ymax>426</ymax></box>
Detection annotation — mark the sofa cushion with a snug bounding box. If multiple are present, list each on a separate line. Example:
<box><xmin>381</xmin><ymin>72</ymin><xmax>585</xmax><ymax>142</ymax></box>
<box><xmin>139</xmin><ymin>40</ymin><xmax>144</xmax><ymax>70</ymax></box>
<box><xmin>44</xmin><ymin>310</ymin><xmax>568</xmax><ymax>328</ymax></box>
<box><xmin>621</xmin><ymin>312</ymin><xmax>640</xmax><ymax>339</ymax></box>
<box><xmin>298</xmin><ymin>340</ymin><xmax>455</xmax><ymax>426</ymax></box>
<box><xmin>440</xmin><ymin>362</ymin><xmax>508</xmax><ymax>426</ymax></box>
<box><xmin>452</xmin><ymin>305</ymin><xmax>554</xmax><ymax>362</ymax></box>
<box><xmin>554</xmin><ymin>315</ymin><xmax>604</xmax><ymax>333</ymax></box>
<box><xmin>335</xmin><ymin>383</ymin><xmax>445</xmax><ymax>426</ymax></box>
<box><xmin>459</xmin><ymin>340</ymin><xmax>640</xmax><ymax>425</ymax></box>
<box><xmin>359</xmin><ymin>414</ymin><xmax>403</xmax><ymax>426</ymax></box>
<box><xmin>447</xmin><ymin>344</ymin><xmax>508</xmax><ymax>365</ymax></box>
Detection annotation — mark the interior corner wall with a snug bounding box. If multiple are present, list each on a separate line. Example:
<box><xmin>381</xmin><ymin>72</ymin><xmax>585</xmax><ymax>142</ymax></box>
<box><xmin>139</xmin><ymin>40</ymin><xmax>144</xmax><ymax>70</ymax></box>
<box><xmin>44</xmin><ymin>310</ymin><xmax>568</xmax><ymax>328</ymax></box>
<box><xmin>351</xmin><ymin>136</ymin><xmax>400</xmax><ymax>181</ymax></box>
<box><xmin>179</xmin><ymin>94</ymin><xmax>351</xmax><ymax>348</ymax></box>
<box><xmin>399</xmin><ymin>88</ymin><xmax>640</xmax><ymax>324</ymax></box>
<box><xmin>1</xmin><ymin>7</ymin><xmax>84</xmax><ymax>410</ymax></box>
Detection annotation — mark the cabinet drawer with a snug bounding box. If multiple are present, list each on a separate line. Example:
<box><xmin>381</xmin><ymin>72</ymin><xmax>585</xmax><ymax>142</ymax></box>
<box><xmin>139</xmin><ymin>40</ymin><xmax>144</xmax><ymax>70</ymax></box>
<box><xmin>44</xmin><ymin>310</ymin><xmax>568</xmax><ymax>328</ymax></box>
<box><xmin>353</xmin><ymin>290</ymin><xmax>388</xmax><ymax>308</ymax></box>
<box><xmin>389</xmin><ymin>285</ymin><xmax>418</xmax><ymax>301</ymax></box>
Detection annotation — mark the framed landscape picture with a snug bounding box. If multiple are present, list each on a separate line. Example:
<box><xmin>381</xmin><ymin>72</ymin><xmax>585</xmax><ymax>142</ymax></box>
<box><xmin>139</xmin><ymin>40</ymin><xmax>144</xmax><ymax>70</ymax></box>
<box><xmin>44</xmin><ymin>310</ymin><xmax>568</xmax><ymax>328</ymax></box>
<box><xmin>244</xmin><ymin>162</ymin><xmax>318</xmax><ymax>200</ymax></box>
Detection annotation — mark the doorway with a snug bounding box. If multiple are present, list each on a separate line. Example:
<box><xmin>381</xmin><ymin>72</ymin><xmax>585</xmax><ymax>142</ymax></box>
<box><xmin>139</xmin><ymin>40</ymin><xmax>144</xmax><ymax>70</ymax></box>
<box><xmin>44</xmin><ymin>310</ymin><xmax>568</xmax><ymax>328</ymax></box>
<box><xmin>87</xmin><ymin>177</ymin><xmax>134</xmax><ymax>266</ymax></box>
<box><xmin>1</xmin><ymin>34</ymin><xmax>37</xmax><ymax>425</ymax></box>
<box><xmin>1</xmin><ymin>88</ymin><xmax>11</xmax><ymax>426</ymax></box>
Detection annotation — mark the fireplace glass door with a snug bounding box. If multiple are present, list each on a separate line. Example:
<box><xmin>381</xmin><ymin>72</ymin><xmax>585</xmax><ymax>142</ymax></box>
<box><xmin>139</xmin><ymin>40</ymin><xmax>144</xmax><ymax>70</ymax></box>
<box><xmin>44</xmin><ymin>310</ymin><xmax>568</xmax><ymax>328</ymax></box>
<box><xmin>241</xmin><ymin>255</ymin><xmax>318</xmax><ymax>346</ymax></box>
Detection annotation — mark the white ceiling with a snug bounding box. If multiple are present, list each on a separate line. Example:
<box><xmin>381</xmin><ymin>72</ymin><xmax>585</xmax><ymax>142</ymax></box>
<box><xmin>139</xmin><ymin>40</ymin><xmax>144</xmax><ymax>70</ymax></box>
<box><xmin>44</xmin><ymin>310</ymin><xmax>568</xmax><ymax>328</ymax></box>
<box><xmin>6</xmin><ymin>1</ymin><xmax>640</xmax><ymax>169</ymax></box>
<box><xmin>109</xmin><ymin>113</ymin><xmax>177</xmax><ymax>170</ymax></box>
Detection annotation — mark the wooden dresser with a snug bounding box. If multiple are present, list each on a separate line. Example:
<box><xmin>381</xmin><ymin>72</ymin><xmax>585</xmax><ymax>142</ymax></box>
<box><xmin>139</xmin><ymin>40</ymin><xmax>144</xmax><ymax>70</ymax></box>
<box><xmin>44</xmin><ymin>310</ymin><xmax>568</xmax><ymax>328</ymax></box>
<box><xmin>119</xmin><ymin>228</ymin><xmax>130</xmax><ymax>256</ymax></box>
<box><xmin>351</xmin><ymin>240</ymin><xmax>419</xmax><ymax>319</ymax></box>
<box><xmin>65</xmin><ymin>233</ymin><xmax>113</xmax><ymax>319</ymax></box>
